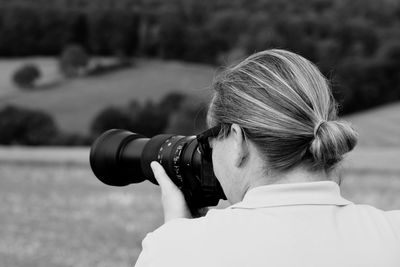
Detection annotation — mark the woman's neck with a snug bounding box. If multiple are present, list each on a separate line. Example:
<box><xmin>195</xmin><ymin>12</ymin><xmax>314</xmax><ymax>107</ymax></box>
<box><xmin>247</xmin><ymin>165</ymin><xmax>333</xmax><ymax>193</ymax></box>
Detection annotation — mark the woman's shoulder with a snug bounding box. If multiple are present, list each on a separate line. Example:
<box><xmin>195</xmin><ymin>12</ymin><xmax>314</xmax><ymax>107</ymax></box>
<box><xmin>153</xmin><ymin>208</ymin><xmax>236</xmax><ymax>234</ymax></box>
<box><xmin>145</xmin><ymin>208</ymin><xmax>245</xmax><ymax>243</ymax></box>
<box><xmin>137</xmin><ymin>211</ymin><xmax>235</xmax><ymax>266</ymax></box>
<box><xmin>345</xmin><ymin>203</ymin><xmax>400</xmax><ymax>218</ymax></box>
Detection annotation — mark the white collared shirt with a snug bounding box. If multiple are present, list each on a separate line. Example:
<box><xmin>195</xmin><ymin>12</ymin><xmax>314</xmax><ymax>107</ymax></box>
<box><xmin>135</xmin><ymin>181</ymin><xmax>400</xmax><ymax>267</ymax></box>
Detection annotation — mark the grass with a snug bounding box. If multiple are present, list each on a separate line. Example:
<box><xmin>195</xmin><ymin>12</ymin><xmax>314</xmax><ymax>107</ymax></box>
<box><xmin>0</xmin><ymin>58</ymin><xmax>216</xmax><ymax>135</ymax></box>
<box><xmin>0</xmin><ymin>163</ymin><xmax>163</xmax><ymax>267</ymax></box>
<box><xmin>341</xmin><ymin>171</ymin><xmax>400</xmax><ymax>211</ymax></box>
<box><xmin>345</xmin><ymin>102</ymin><xmax>400</xmax><ymax>147</ymax></box>
<box><xmin>0</xmin><ymin>58</ymin><xmax>60</xmax><ymax>98</ymax></box>
<box><xmin>0</xmin><ymin>147</ymin><xmax>399</xmax><ymax>267</ymax></box>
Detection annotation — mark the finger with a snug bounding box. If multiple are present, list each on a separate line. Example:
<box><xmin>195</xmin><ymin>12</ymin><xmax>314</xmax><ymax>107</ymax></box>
<box><xmin>150</xmin><ymin>161</ymin><xmax>192</xmax><ymax>222</ymax></box>
<box><xmin>150</xmin><ymin>161</ymin><xmax>178</xmax><ymax>191</ymax></box>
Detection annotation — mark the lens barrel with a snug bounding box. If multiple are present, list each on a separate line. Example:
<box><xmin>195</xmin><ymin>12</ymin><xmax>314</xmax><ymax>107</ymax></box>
<box><xmin>89</xmin><ymin>129</ymin><xmax>147</xmax><ymax>186</ymax></box>
<box><xmin>89</xmin><ymin>129</ymin><xmax>226</xmax><ymax>208</ymax></box>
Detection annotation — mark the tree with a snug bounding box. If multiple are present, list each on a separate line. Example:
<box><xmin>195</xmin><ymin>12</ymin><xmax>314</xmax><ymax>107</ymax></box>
<box><xmin>91</xmin><ymin>92</ymin><xmax>189</xmax><ymax>138</ymax></box>
<box><xmin>59</xmin><ymin>44</ymin><xmax>89</xmax><ymax>77</ymax></box>
<box><xmin>158</xmin><ymin>91</ymin><xmax>186</xmax><ymax>115</ymax></box>
<box><xmin>0</xmin><ymin>106</ymin><xmax>59</xmax><ymax>145</ymax></box>
<box><xmin>90</xmin><ymin>107</ymin><xmax>134</xmax><ymax>136</ymax></box>
<box><xmin>68</xmin><ymin>14</ymin><xmax>90</xmax><ymax>51</ymax></box>
<box><xmin>165</xmin><ymin>95</ymin><xmax>208</xmax><ymax>135</ymax></box>
<box><xmin>130</xmin><ymin>101</ymin><xmax>169</xmax><ymax>137</ymax></box>
<box><xmin>12</xmin><ymin>63</ymin><xmax>41</xmax><ymax>89</ymax></box>
<box><xmin>158</xmin><ymin>8</ymin><xmax>187</xmax><ymax>59</ymax></box>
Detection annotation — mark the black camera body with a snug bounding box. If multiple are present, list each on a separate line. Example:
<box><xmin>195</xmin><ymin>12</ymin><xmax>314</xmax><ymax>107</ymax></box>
<box><xmin>89</xmin><ymin>129</ymin><xmax>226</xmax><ymax>209</ymax></box>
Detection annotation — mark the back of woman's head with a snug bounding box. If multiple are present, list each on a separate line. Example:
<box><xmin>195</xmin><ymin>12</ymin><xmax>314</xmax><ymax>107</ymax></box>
<box><xmin>208</xmin><ymin>49</ymin><xmax>358</xmax><ymax>172</ymax></box>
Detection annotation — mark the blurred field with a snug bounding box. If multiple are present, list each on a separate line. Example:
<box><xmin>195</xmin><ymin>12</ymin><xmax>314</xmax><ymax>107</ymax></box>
<box><xmin>0</xmin><ymin>58</ymin><xmax>215</xmax><ymax>134</ymax></box>
<box><xmin>345</xmin><ymin>103</ymin><xmax>400</xmax><ymax>147</ymax></box>
<box><xmin>0</xmin><ymin>162</ymin><xmax>163</xmax><ymax>267</ymax></box>
<box><xmin>0</xmin><ymin>58</ymin><xmax>61</xmax><ymax>97</ymax></box>
<box><xmin>0</xmin><ymin>146</ymin><xmax>399</xmax><ymax>267</ymax></box>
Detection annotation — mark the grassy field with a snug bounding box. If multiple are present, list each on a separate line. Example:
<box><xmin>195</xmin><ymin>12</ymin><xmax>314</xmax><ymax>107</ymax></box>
<box><xmin>0</xmin><ymin>162</ymin><xmax>163</xmax><ymax>267</ymax></box>
<box><xmin>0</xmin><ymin>58</ymin><xmax>61</xmax><ymax>98</ymax></box>
<box><xmin>345</xmin><ymin>103</ymin><xmax>400</xmax><ymax>147</ymax></box>
<box><xmin>0</xmin><ymin>58</ymin><xmax>216</xmax><ymax>134</ymax></box>
<box><xmin>0</xmin><ymin>146</ymin><xmax>399</xmax><ymax>267</ymax></box>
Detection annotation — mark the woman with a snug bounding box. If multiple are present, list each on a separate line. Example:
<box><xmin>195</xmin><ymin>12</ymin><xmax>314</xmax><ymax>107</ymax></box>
<box><xmin>135</xmin><ymin>49</ymin><xmax>400</xmax><ymax>266</ymax></box>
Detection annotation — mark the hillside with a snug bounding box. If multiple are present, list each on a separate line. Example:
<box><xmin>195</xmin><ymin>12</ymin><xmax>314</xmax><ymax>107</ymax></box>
<box><xmin>1</xmin><ymin>58</ymin><xmax>399</xmax><ymax>147</ymax></box>
<box><xmin>0</xmin><ymin>59</ymin><xmax>216</xmax><ymax>134</ymax></box>
<box><xmin>344</xmin><ymin>102</ymin><xmax>400</xmax><ymax>147</ymax></box>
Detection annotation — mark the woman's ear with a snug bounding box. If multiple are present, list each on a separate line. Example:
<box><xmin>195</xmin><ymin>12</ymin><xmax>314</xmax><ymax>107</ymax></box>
<box><xmin>230</xmin><ymin>124</ymin><xmax>249</xmax><ymax>167</ymax></box>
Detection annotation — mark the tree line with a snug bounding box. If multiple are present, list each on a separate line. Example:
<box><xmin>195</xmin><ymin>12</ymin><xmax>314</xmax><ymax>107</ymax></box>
<box><xmin>1</xmin><ymin>0</ymin><xmax>400</xmax><ymax>114</ymax></box>
<box><xmin>0</xmin><ymin>92</ymin><xmax>207</xmax><ymax>146</ymax></box>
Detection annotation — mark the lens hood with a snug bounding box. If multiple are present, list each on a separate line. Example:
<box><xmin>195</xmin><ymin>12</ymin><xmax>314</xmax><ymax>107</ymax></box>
<box><xmin>90</xmin><ymin>129</ymin><xmax>146</xmax><ymax>186</ymax></box>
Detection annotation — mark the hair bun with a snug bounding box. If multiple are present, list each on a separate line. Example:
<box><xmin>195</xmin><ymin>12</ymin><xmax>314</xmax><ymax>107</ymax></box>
<box><xmin>309</xmin><ymin>120</ymin><xmax>358</xmax><ymax>168</ymax></box>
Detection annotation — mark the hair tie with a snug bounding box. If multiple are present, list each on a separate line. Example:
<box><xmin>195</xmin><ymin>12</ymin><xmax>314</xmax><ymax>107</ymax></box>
<box><xmin>314</xmin><ymin>120</ymin><xmax>327</xmax><ymax>137</ymax></box>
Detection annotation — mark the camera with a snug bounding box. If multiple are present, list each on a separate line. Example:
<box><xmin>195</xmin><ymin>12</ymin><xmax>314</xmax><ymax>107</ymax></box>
<box><xmin>89</xmin><ymin>129</ymin><xmax>226</xmax><ymax>210</ymax></box>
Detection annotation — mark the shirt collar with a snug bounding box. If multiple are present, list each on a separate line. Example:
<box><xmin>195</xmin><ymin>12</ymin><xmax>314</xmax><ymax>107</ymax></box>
<box><xmin>229</xmin><ymin>181</ymin><xmax>352</xmax><ymax>209</ymax></box>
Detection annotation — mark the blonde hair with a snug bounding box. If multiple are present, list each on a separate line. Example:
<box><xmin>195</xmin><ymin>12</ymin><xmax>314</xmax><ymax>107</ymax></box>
<box><xmin>208</xmin><ymin>49</ymin><xmax>358</xmax><ymax>172</ymax></box>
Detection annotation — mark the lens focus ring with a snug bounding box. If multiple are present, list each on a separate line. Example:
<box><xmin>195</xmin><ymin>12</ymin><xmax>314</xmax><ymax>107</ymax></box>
<box><xmin>156</xmin><ymin>136</ymin><xmax>188</xmax><ymax>188</ymax></box>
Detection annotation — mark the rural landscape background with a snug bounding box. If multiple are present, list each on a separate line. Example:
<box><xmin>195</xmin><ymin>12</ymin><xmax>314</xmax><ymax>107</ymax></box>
<box><xmin>0</xmin><ymin>0</ymin><xmax>400</xmax><ymax>266</ymax></box>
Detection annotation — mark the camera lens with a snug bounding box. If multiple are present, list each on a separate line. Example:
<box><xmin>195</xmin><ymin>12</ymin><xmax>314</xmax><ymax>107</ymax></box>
<box><xmin>89</xmin><ymin>129</ymin><xmax>148</xmax><ymax>186</ymax></box>
<box><xmin>90</xmin><ymin>129</ymin><xmax>198</xmax><ymax>186</ymax></box>
<box><xmin>89</xmin><ymin>129</ymin><xmax>226</xmax><ymax>208</ymax></box>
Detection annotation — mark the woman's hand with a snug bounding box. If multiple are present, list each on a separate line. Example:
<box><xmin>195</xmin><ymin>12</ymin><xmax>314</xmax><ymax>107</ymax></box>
<box><xmin>150</xmin><ymin>161</ymin><xmax>192</xmax><ymax>223</ymax></box>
